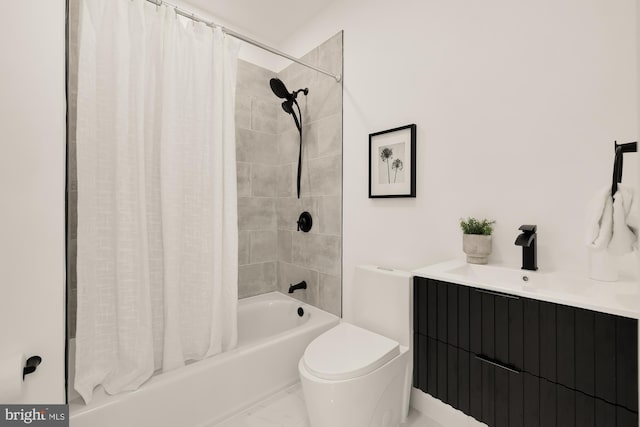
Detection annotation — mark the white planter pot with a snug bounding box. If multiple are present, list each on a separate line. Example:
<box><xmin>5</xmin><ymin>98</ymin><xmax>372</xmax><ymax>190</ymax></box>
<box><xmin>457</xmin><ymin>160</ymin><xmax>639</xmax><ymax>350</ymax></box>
<box><xmin>462</xmin><ymin>234</ymin><xmax>492</xmax><ymax>264</ymax></box>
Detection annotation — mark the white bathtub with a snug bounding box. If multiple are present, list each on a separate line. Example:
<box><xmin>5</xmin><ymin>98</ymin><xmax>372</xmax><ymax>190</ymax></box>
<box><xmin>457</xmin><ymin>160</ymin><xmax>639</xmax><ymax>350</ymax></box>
<box><xmin>69</xmin><ymin>291</ymin><xmax>339</xmax><ymax>427</ymax></box>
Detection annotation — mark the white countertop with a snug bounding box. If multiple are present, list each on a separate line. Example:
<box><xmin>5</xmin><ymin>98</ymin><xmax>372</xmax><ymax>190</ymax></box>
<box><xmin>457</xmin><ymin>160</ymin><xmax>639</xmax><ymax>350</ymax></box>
<box><xmin>413</xmin><ymin>259</ymin><xmax>640</xmax><ymax>319</ymax></box>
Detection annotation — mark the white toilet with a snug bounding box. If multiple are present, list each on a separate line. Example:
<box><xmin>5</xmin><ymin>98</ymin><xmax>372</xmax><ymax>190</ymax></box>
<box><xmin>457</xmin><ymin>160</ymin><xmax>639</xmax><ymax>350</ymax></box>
<box><xmin>299</xmin><ymin>265</ymin><xmax>413</xmax><ymax>427</ymax></box>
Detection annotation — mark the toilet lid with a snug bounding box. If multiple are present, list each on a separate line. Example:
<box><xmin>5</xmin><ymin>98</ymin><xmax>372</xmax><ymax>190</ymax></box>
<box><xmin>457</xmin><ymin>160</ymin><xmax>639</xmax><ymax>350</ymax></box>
<box><xmin>302</xmin><ymin>323</ymin><xmax>400</xmax><ymax>381</ymax></box>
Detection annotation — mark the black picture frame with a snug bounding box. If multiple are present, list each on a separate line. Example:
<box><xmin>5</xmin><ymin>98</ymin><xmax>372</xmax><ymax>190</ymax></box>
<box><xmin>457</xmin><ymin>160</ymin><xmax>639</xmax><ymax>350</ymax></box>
<box><xmin>368</xmin><ymin>124</ymin><xmax>416</xmax><ymax>198</ymax></box>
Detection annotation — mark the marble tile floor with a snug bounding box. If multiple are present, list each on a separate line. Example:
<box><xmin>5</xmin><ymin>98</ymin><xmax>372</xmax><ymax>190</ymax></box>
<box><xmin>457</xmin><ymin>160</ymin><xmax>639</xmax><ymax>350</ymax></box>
<box><xmin>212</xmin><ymin>383</ymin><xmax>441</xmax><ymax>427</ymax></box>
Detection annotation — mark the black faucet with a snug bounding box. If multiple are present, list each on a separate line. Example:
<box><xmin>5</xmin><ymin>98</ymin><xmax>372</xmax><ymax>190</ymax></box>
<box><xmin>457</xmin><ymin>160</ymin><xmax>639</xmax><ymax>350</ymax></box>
<box><xmin>515</xmin><ymin>225</ymin><xmax>537</xmax><ymax>271</ymax></box>
<box><xmin>288</xmin><ymin>280</ymin><xmax>307</xmax><ymax>293</ymax></box>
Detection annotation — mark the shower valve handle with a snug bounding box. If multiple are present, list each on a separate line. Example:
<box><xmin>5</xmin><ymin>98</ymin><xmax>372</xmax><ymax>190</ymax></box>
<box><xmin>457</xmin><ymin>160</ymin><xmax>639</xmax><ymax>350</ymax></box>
<box><xmin>297</xmin><ymin>212</ymin><xmax>312</xmax><ymax>232</ymax></box>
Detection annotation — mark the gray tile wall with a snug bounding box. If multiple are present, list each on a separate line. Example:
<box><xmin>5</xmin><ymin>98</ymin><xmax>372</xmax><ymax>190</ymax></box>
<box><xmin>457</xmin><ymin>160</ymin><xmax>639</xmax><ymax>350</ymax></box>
<box><xmin>275</xmin><ymin>32</ymin><xmax>343</xmax><ymax>316</ymax></box>
<box><xmin>236</xmin><ymin>60</ymin><xmax>280</xmax><ymax>299</ymax></box>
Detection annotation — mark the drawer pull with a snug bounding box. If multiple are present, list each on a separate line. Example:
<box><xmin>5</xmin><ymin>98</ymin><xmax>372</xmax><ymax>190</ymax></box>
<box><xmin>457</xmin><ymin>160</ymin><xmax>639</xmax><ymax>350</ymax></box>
<box><xmin>475</xmin><ymin>289</ymin><xmax>519</xmax><ymax>300</ymax></box>
<box><xmin>475</xmin><ymin>354</ymin><xmax>521</xmax><ymax>374</ymax></box>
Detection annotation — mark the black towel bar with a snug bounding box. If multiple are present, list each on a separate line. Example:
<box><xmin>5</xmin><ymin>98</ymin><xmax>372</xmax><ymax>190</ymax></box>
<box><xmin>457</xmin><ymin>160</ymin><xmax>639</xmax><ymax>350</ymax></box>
<box><xmin>611</xmin><ymin>141</ymin><xmax>637</xmax><ymax>197</ymax></box>
<box><xmin>23</xmin><ymin>355</ymin><xmax>41</xmax><ymax>379</ymax></box>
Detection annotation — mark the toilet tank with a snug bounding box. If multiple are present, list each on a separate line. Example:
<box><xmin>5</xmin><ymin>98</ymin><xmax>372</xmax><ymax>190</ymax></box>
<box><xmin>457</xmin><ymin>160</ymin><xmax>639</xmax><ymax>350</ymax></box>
<box><xmin>352</xmin><ymin>265</ymin><xmax>413</xmax><ymax>348</ymax></box>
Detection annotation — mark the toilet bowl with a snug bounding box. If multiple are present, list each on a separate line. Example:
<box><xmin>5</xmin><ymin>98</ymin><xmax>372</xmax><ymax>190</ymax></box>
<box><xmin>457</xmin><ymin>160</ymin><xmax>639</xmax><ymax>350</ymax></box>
<box><xmin>299</xmin><ymin>266</ymin><xmax>413</xmax><ymax>427</ymax></box>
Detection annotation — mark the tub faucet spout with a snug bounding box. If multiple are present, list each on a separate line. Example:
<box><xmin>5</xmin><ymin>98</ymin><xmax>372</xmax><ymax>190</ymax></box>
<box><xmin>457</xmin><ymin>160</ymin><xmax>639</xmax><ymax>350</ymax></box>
<box><xmin>515</xmin><ymin>224</ymin><xmax>537</xmax><ymax>271</ymax></box>
<box><xmin>289</xmin><ymin>280</ymin><xmax>307</xmax><ymax>293</ymax></box>
<box><xmin>289</xmin><ymin>280</ymin><xmax>307</xmax><ymax>294</ymax></box>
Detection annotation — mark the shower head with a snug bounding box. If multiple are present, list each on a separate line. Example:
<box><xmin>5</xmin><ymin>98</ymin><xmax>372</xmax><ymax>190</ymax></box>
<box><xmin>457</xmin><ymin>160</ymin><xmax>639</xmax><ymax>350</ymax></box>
<box><xmin>270</xmin><ymin>78</ymin><xmax>309</xmax><ymax>104</ymax></box>
<box><xmin>271</xmin><ymin>77</ymin><xmax>305</xmax><ymax>133</ymax></box>
<box><xmin>269</xmin><ymin>78</ymin><xmax>307</xmax><ymax>199</ymax></box>
<box><xmin>284</xmin><ymin>100</ymin><xmax>301</xmax><ymax>131</ymax></box>
<box><xmin>270</xmin><ymin>78</ymin><xmax>291</xmax><ymax>100</ymax></box>
<box><xmin>281</xmin><ymin>100</ymin><xmax>293</xmax><ymax>114</ymax></box>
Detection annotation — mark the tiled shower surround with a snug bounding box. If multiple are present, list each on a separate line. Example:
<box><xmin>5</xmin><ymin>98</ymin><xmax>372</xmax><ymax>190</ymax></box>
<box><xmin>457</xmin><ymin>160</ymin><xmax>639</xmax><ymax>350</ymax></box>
<box><xmin>237</xmin><ymin>32</ymin><xmax>343</xmax><ymax>316</ymax></box>
<box><xmin>235</xmin><ymin>60</ymin><xmax>280</xmax><ymax>300</ymax></box>
<box><xmin>67</xmin><ymin>30</ymin><xmax>343</xmax><ymax>337</ymax></box>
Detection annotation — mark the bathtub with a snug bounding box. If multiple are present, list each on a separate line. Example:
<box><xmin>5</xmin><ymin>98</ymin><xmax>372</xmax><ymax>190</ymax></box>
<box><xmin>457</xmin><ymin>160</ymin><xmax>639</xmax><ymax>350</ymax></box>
<box><xmin>69</xmin><ymin>291</ymin><xmax>339</xmax><ymax>427</ymax></box>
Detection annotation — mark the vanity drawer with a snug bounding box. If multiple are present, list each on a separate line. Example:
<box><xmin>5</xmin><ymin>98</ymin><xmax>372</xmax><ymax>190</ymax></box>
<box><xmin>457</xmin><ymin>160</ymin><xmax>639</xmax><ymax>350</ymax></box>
<box><xmin>414</xmin><ymin>334</ymin><xmax>525</xmax><ymax>427</ymax></box>
<box><xmin>414</xmin><ymin>333</ymin><xmax>639</xmax><ymax>427</ymax></box>
<box><xmin>414</xmin><ymin>277</ymin><xmax>525</xmax><ymax>370</ymax></box>
<box><xmin>518</xmin><ymin>299</ymin><xmax>638</xmax><ymax>412</ymax></box>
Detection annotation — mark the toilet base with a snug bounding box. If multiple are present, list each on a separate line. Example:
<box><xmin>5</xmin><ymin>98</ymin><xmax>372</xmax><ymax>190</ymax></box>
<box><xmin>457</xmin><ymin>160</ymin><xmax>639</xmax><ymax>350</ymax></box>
<box><xmin>299</xmin><ymin>348</ymin><xmax>410</xmax><ymax>427</ymax></box>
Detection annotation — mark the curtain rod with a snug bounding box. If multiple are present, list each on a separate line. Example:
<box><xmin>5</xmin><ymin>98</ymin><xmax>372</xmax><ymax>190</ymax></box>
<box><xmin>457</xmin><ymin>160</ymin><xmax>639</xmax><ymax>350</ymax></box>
<box><xmin>146</xmin><ymin>0</ymin><xmax>342</xmax><ymax>82</ymax></box>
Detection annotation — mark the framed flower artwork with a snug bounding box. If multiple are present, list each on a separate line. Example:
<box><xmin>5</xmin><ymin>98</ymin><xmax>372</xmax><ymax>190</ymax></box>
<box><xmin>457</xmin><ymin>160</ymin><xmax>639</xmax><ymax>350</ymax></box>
<box><xmin>368</xmin><ymin>124</ymin><xmax>416</xmax><ymax>198</ymax></box>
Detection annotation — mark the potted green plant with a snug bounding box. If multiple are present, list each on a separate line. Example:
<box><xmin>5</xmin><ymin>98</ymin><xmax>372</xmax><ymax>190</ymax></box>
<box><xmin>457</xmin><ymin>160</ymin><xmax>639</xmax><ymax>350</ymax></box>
<box><xmin>460</xmin><ymin>217</ymin><xmax>495</xmax><ymax>264</ymax></box>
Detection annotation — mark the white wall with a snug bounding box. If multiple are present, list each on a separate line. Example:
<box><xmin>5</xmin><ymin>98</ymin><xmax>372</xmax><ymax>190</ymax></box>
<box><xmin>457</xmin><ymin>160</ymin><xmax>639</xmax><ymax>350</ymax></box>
<box><xmin>279</xmin><ymin>0</ymin><xmax>639</xmax><ymax>320</ymax></box>
<box><xmin>177</xmin><ymin>0</ymin><xmax>282</xmax><ymax>71</ymax></box>
<box><xmin>0</xmin><ymin>0</ymin><xmax>66</xmax><ymax>403</ymax></box>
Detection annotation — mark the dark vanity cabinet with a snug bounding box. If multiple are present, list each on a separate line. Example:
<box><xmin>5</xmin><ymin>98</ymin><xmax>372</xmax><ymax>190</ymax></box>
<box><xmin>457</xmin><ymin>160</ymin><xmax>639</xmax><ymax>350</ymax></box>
<box><xmin>413</xmin><ymin>277</ymin><xmax>639</xmax><ymax>427</ymax></box>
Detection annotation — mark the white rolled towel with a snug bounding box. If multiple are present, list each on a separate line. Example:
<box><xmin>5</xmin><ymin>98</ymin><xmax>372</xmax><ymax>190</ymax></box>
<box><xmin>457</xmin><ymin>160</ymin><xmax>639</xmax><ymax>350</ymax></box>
<box><xmin>609</xmin><ymin>185</ymin><xmax>638</xmax><ymax>255</ymax></box>
<box><xmin>585</xmin><ymin>186</ymin><xmax>614</xmax><ymax>250</ymax></box>
<box><xmin>585</xmin><ymin>185</ymin><xmax>638</xmax><ymax>255</ymax></box>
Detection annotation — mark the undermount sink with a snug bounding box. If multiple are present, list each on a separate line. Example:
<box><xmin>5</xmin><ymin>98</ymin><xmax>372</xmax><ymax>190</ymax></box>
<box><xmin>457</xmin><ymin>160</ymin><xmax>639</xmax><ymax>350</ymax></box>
<box><xmin>441</xmin><ymin>263</ymin><xmax>551</xmax><ymax>292</ymax></box>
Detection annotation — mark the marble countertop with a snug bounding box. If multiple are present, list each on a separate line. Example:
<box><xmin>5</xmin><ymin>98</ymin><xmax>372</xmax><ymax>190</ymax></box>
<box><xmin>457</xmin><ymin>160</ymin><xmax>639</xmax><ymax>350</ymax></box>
<box><xmin>413</xmin><ymin>259</ymin><xmax>640</xmax><ymax>319</ymax></box>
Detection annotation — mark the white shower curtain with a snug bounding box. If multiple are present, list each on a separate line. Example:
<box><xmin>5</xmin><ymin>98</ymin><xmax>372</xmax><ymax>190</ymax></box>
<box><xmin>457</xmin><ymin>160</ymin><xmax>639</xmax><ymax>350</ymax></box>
<box><xmin>74</xmin><ymin>0</ymin><xmax>240</xmax><ymax>403</ymax></box>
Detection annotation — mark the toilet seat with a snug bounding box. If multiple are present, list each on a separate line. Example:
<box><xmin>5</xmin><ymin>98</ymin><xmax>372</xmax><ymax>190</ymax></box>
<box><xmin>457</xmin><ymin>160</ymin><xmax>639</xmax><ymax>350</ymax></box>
<box><xmin>302</xmin><ymin>323</ymin><xmax>400</xmax><ymax>381</ymax></box>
